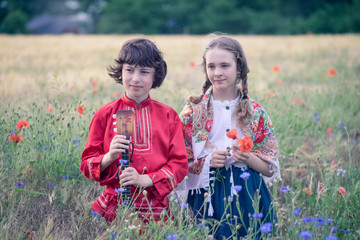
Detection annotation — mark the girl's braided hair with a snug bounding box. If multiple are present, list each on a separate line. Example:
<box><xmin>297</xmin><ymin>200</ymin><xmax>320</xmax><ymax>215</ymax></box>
<box><xmin>188</xmin><ymin>35</ymin><xmax>252</xmax><ymax>127</ymax></box>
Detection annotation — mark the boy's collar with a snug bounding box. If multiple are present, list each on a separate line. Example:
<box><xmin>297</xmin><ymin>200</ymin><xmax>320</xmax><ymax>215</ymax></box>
<box><xmin>123</xmin><ymin>92</ymin><xmax>151</xmax><ymax>107</ymax></box>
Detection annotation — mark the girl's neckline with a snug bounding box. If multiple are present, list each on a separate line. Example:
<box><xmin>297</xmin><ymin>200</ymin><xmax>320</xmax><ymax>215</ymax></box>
<box><xmin>211</xmin><ymin>94</ymin><xmax>240</xmax><ymax>105</ymax></box>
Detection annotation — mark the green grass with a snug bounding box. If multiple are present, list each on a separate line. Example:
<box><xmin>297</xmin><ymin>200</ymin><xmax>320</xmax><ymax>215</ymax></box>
<box><xmin>0</xmin><ymin>35</ymin><xmax>359</xmax><ymax>239</ymax></box>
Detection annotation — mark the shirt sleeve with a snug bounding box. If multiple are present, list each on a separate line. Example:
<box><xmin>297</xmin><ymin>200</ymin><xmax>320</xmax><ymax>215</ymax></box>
<box><xmin>147</xmin><ymin>110</ymin><xmax>189</xmax><ymax>199</ymax></box>
<box><xmin>80</xmin><ymin>110</ymin><xmax>117</xmax><ymax>185</ymax></box>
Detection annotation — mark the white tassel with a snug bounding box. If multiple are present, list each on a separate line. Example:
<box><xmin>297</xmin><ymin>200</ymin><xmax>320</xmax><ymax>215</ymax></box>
<box><xmin>230</xmin><ymin>166</ymin><xmax>235</xmax><ymax>197</ymax></box>
<box><xmin>208</xmin><ymin>200</ymin><xmax>214</xmax><ymax>216</ymax></box>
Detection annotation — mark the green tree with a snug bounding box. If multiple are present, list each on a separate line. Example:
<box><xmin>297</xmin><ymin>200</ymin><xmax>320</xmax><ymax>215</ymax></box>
<box><xmin>2</xmin><ymin>9</ymin><xmax>28</xmax><ymax>34</ymax></box>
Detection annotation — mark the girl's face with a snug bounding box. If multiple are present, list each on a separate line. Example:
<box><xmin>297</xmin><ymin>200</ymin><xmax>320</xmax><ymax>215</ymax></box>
<box><xmin>205</xmin><ymin>47</ymin><xmax>239</xmax><ymax>100</ymax></box>
<box><xmin>122</xmin><ymin>63</ymin><xmax>155</xmax><ymax>103</ymax></box>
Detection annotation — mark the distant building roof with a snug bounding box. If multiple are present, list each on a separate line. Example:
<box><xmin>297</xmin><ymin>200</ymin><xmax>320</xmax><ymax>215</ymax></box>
<box><xmin>27</xmin><ymin>13</ymin><xmax>88</xmax><ymax>34</ymax></box>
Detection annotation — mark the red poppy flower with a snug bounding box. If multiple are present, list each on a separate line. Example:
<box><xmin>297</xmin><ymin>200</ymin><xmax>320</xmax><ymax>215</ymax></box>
<box><xmin>268</xmin><ymin>92</ymin><xmax>276</xmax><ymax>98</ymax></box>
<box><xmin>237</xmin><ymin>135</ymin><xmax>253</xmax><ymax>153</ymax></box>
<box><xmin>276</xmin><ymin>80</ymin><xmax>283</xmax><ymax>86</ymax></box>
<box><xmin>272</xmin><ymin>66</ymin><xmax>280</xmax><ymax>72</ymax></box>
<box><xmin>292</xmin><ymin>97</ymin><xmax>306</xmax><ymax>106</ymax></box>
<box><xmin>76</xmin><ymin>105</ymin><xmax>84</xmax><ymax>115</ymax></box>
<box><xmin>47</xmin><ymin>103</ymin><xmax>53</xmax><ymax>113</ymax></box>
<box><xmin>325</xmin><ymin>128</ymin><xmax>333</xmax><ymax>134</ymax></box>
<box><xmin>302</xmin><ymin>187</ymin><xmax>311</xmax><ymax>195</ymax></box>
<box><xmin>16</xmin><ymin>120</ymin><xmax>30</xmax><ymax>130</ymax></box>
<box><xmin>190</xmin><ymin>61</ymin><xmax>196</xmax><ymax>67</ymax></box>
<box><xmin>318</xmin><ymin>183</ymin><xmax>326</xmax><ymax>196</ymax></box>
<box><xmin>114</xmin><ymin>91</ymin><xmax>121</xmax><ymax>97</ymax></box>
<box><xmin>91</xmin><ymin>80</ymin><xmax>97</xmax><ymax>86</ymax></box>
<box><xmin>92</xmin><ymin>88</ymin><xmax>99</xmax><ymax>94</ymax></box>
<box><xmin>328</xmin><ymin>68</ymin><xmax>337</xmax><ymax>76</ymax></box>
<box><xmin>337</xmin><ymin>187</ymin><xmax>346</xmax><ymax>195</ymax></box>
<box><xmin>226</xmin><ymin>129</ymin><xmax>237</xmax><ymax>140</ymax></box>
<box><xmin>8</xmin><ymin>133</ymin><xmax>23</xmax><ymax>143</ymax></box>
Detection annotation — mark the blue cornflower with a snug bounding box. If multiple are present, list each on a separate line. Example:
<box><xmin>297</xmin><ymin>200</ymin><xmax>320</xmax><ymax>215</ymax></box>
<box><xmin>260</xmin><ymin>222</ymin><xmax>272</xmax><ymax>234</ymax></box>
<box><xmin>75</xmin><ymin>144</ymin><xmax>80</xmax><ymax>147</ymax></box>
<box><xmin>48</xmin><ymin>132</ymin><xmax>52</xmax><ymax>136</ymax></box>
<box><xmin>331</xmin><ymin>227</ymin><xmax>337</xmax><ymax>232</ymax></box>
<box><xmin>292</xmin><ymin>208</ymin><xmax>301</xmax><ymax>216</ymax></box>
<box><xmin>107</xmin><ymin>233</ymin><xmax>117</xmax><ymax>240</ymax></box>
<box><xmin>303</xmin><ymin>217</ymin><xmax>311</xmax><ymax>222</ymax></box>
<box><xmin>326</xmin><ymin>218</ymin><xmax>334</xmax><ymax>224</ymax></box>
<box><xmin>179</xmin><ymin>203</ymin><xmax>187</xmax><ymax>209</ymax></box>
<box><xmin>240</xmin><ymin>172</ymin><xmax>250</xmax><ymax>179</ymax></box>
<box><xmin>299</xmin><ymin>231</ymin><xmax>312</xmax><ymax>239</ymax></box>
<box><xmin>119</xmin><ymin>159</ymin><xmax>128</xmax><ymax>164</ymax></box>
<box><xmin>196</xmin><ymin>222</ymin><xmax>207</xmax><ymax>229</ymax></box>
<box><xmin>166</xmin><ymin>233</ymin><xmax>178</xmax><ymax>239</ymax></box>
<box><xmin>15</xmin><ymin>182</ymin><xmax>24</xmax><ymax>187</ymax></box>
<box><xmin>339</xmin><ymin>122</ymin><xmax>345</xmax><ymax>129</ymax></box>
<box><xmin>233</xmin><ymin>185</ymin><xmax>242</xmax><ymax>192</ymax></box>
<box><xmin>115</xmin><ymin>188</ymin><xmax>125</xmax><ymax>194</ymax></box>
<box><xmin>280</xmin><ymin>185</ymin><xmax>290</xmax><ymax>193</ymax></box>
<box><xmin>314</xmin><ymin>216</ymin><xmax>326</xmax><ymax>227</ymax></box>
<box><xmin>252</xmin><ymin>212</ymin><xmax>263</xmax><ymax>219</ymax></box>
<box><xmin>44</xmin><ymin>146</ymin><xmax>48</xmax><ymax>150</ymax></box>
<box><xmin>344</xmin><ymin>229</ymin><xmax>349</xmax><ymax>234</ymax></box>
<box><xmin>315</xmin><ymin>117</ymin><xmax>321</xmax><ymax>122</ymax></box>
<box><xmin>48</xmin><ymin>182</ymin><xmax>53</xmax><ymax>188</ymax></box>
<box><xmin>62</xmin><ymin>174</ymin><xmax>69</xmax><ymax>179</ymax></box>
<box><xmin>91</xmin><ymin>210</ymin><xmax>99</xmax><ymax>216</ymax></box>
<box><xmin>325</xmin><ymin>235</ymin><xmax>337</xmax><ymax>240</ymax></box>
<box><xmin>313</xmin><ymin>112</ymin><xmax>318</xmax><ymax>116</ymax></box>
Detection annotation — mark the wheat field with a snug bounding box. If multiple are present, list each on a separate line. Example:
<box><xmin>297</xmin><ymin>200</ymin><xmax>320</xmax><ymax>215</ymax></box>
<box><xmin>0</xmin><ymin>34</ymin><xmax>359</xmax><ymax>239</ymax></box>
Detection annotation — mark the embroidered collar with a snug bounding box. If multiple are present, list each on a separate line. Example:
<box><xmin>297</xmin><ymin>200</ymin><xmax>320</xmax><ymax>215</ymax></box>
<box><xmin>123</xmin><ymin>92</ymin><xmax>151</xmax><ymax>108</ymax></box>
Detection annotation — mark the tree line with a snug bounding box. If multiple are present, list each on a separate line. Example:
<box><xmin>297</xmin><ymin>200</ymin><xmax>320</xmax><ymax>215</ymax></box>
<box><xmin>1</xmin><ymin>0</ymin><xmax>360</xmax><ymax>34</ymax></box>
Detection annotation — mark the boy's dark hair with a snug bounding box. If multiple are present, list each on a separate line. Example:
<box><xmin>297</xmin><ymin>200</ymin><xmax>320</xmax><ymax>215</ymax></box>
<box><xmin>107</xmin><ymin>38</ymin><xmax>167</xmax><ymax>88</ymax></box>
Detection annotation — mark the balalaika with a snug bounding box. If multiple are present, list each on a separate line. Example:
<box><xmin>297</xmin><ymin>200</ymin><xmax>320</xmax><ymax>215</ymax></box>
<box><xmin>115</xmin><ymin>110</ymin><xmax>134</xmax><ymax>205</ymax></box>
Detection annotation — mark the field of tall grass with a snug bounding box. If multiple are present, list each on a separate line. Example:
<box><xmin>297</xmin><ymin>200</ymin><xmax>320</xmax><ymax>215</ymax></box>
<box><xmin>1</xmin><ymin>34</ymin><xmax>359</xmax><ymax>240</ymax></box>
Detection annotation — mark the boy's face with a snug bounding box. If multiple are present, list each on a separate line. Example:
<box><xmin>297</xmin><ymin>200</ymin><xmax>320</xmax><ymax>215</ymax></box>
<box><xmin>122</xmin><ymin>64</ymin><xmax>155</xmax><ymax>103</ymax></box>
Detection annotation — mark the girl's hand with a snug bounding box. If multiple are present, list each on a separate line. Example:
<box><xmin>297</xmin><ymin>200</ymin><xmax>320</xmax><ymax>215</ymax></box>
<box><xmin>232</xmin><ymin>144</ymin><xmax>273</xmax><ymax>177</ymax></box>
<box><xmin>232</xmin><ymin>144</ymin><xmax>252</xmax><ymax>163</ymax></box>
<box><xmin>120</xmin><ymin>167</ymin><xmax>153</xmax><ymax>188</ymax></box>
<box><xmin>100</xmin><ymin>135</ymin><xmax>129</xmax><ymax>172</ymax></box>
<box><xmin>210</xmin><ymin>150</ymin><xmax>230</xmax><ymax>168</ymax></box>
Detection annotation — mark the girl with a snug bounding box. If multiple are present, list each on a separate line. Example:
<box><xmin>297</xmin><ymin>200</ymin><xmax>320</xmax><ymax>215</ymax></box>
<box><xmin>80</xmin><ymin>38</ymin><xmax>188</xmax><ymax>224</ymax></box>
<box><xmin>179</xmin><ymin>36</ymin><xmax>281</xmax><ymax>239</ymax></box>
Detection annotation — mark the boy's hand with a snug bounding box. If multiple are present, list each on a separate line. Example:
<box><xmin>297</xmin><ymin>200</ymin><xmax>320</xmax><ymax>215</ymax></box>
<box><xmin>120</xmin><ymin>167</ymin><xmax>154</xmax><ymax>188</ymax></box>
<box><xmin>108</xmin><ymin>135</ymin><xmax>129</xmax><ymax>161</ymax></box>
<box><xmin>100</xmin><ymin>135</ymin><xmax>129</xmax><ymax>172</ymax></box>
<box><xmin>210</xmin><ymin>150</ymin><xmax>230</xmax><ymax>168</ymax></box>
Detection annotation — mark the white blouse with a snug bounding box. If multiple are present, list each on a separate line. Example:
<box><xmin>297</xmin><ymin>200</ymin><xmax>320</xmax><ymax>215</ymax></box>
<box><xmin>209</xmin><ymin>95</ymin><xmax>248</xmax><ymax>170</ymax></box>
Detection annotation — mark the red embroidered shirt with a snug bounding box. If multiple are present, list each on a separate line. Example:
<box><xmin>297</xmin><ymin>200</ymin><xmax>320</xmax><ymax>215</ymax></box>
<box><xmin>80</xmin><ymin>93</ymin><xmax>188</xmax><ymax>222</ymax></box>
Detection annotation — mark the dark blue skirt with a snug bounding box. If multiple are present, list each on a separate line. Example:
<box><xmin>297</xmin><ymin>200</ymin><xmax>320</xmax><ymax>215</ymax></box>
<box><xmin>187</xmin><ymin>167</ymin><xmax>277</xmax><ymax>239</ymax></box>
